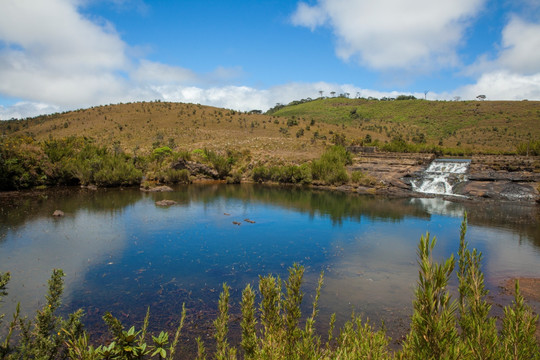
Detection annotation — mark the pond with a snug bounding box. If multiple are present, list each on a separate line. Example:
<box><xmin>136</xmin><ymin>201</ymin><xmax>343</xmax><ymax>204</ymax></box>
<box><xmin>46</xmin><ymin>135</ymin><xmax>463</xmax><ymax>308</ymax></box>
<box><xmin>1</xmin><ymin>184</ymin><xmax>539</xmax><ymax>354</ymax></box>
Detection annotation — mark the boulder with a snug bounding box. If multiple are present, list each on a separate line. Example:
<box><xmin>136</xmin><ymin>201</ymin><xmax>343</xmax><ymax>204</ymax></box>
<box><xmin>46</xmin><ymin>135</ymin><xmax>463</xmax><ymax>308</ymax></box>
<box><xmin>155</xmin><ymin>199</ymin><xmax>178</xmax><ymax>206</ymax></box>
<box><xmin>52</xmin><ymin>210</ymin><xmax>65</xmax><ymax>217</ymax></box>
<box><xmin>172</xmin><ymin>159</ymin><xmax>218</xmax><ymax>179</ymax></box>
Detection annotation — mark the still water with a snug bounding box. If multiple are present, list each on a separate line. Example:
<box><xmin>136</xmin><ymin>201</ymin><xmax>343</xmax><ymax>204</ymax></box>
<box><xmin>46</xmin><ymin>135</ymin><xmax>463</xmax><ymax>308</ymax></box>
<box><xmin>1</xmin><ymin>184</ymin><xmax>539</xmax><ymax>351</ymax></box>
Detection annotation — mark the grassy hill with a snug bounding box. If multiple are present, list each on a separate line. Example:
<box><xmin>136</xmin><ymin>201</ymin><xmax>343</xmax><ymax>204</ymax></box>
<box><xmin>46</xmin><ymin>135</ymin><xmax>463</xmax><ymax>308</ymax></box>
<box><xmin>270</xmin><ymin>97</ymin><xmax>540</xmax><ymax>153</ymax></box>
<box><xmin>0</xmin><ymin>101</ymin><xmax>351</xmax><ymax>162</ymax></box>
<box><xmin>1</xmin><ymin>98</ymin><xmax>539</xmax><ymax>156</ymax></box>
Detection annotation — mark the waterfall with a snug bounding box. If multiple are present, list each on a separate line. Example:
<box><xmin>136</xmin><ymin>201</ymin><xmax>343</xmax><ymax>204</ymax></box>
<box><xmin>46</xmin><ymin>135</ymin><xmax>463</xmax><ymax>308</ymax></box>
<box><xmin>412</xmin><ymin>159</ymin><xmax>470</xmax><ymax>196</ymax></box>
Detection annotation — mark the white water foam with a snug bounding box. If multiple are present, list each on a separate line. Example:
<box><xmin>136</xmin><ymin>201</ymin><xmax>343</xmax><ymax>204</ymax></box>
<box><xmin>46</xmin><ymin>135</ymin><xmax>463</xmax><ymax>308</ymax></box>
<box><xmin>412</xmin><ymin>159</ymin><xmax>470</xmax><ymax>196</ymax></box>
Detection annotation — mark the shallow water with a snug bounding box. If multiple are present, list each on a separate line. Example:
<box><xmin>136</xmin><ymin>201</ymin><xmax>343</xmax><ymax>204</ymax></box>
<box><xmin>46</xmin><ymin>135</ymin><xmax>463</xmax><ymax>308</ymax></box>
<box><xmin>1</xmin><ymin>184</ymin><xmax>539</xmax><ymax>353</ymax></box>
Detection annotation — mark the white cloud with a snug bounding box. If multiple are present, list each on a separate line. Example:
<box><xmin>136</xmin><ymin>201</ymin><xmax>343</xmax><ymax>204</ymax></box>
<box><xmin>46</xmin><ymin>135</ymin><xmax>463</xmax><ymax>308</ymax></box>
<box><xmin>499</xmin><ymin>16</ymin><xmax>540</xmax><ymax>74</ymax></box>
<box><xmin>457</xmin><ymin>15</ymin><xmax>540</xmax><ymax>101</ymax></box>
<box><xmin>0</xmin><ymin>101</ymin><xmax>61</xmax><ymax>120</ymax></box>
<box><xmin>291</xmin><ymin>0</ymin><xmax>484</xmax><ymax>71</ymax></box>
<box><xmin>132</xmin><ymin>60</ymin><xmax>198</xmax><ymax>85</ymax></box>
<box><xmin>0</xmin><ymin>0</ymin><xmax>129</xmax><ymax>106</ymax></box>
<box><xmin>455</xmin><ymin>71</ymin><xmax>540</xmax><ymax>101</ymax></box>
<box><xmin>290</xmin><ymin>2</ymin><xmax>328</xmax><ymax>31</ymax></box>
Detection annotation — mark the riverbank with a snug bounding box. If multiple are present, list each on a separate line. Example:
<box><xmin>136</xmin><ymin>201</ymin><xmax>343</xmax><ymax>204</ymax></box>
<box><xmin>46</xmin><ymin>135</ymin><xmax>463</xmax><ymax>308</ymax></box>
<box><xmin>347</xmin><ymin>152</ymin><xmax>540</xmax><ymax>202</ymax></box>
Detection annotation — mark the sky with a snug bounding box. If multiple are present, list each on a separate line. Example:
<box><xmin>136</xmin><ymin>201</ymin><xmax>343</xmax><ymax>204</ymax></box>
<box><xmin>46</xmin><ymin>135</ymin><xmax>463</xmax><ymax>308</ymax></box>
<box><xmin>1</xmin><ymin>0</ymin><xmax>540</xmax><ymax>120</ymax></box>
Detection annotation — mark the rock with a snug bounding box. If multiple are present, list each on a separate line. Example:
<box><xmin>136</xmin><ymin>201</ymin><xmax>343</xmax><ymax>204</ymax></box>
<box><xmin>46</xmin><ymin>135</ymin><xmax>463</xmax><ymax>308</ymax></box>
<box><xmin>155</xmin><ymin>199</ymin><xmax>177</xmax><ymax>206</ymax></box>
<box><xmin>141</xmin><ymin>185</ymin><xmax>173</xmax><ymax>192</ymax></box>
<box><xmin>81</xmin><ymin>184</ymin><xmax>98</xmax><ymax>190</ymax></box>
<box><xmin>171</xmin><ymin>159</ymin><xmax>218</xmax><ymax>179</ymax></box>
<box><xmin>52</xmin><ymin>210</ymin><xmax>64</xmax><ymax>217</ymax></box>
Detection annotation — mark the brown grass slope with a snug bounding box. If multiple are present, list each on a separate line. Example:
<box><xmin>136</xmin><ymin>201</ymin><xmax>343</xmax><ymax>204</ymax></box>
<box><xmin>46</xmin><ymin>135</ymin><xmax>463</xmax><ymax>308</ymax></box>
<box><xmin>1</xmin><ymin>99</ymin><xmax>539</xmax><ymax>157</ymax></box>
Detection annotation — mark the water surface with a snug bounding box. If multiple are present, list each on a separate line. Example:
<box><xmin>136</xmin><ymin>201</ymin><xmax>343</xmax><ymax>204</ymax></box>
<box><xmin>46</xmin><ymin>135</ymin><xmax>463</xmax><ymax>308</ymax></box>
<box><xmin>1</xmin><ymin>184</ymin><xmax>539</xmax><ymax>352</ymax></box>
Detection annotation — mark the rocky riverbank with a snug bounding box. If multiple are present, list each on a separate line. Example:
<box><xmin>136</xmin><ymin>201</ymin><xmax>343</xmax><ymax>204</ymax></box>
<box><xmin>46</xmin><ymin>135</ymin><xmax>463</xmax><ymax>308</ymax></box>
<box><xmin>348</xmin><ymin>152</ymin><xmax>540</xmax><ymax>202</ymax></box>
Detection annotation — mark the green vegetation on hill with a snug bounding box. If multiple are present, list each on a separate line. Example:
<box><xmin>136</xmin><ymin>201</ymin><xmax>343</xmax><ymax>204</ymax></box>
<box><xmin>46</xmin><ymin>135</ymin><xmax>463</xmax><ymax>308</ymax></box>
<box><xmin>1</xmin><ymin>216</ymin><xmax>538</xmax><ymax>359</ymax></box>
<box><xmin>269</xmin><ymin>97</ymin><xmax>540</xmax><ymax>153</ymax></box>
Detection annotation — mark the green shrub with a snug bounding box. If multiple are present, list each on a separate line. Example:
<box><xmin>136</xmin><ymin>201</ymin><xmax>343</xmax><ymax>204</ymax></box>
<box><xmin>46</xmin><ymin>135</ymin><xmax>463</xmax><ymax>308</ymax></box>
<box><xmin>152</xmin><ymin>146</ymin><xmax>173</xmax><ymax>161</ymax></box>
<box><xmin>516</xmin><ymin>140</ymin><xmax>540</xmax><ymax>156</ymax></box>
<box><xmin>311</xmin><ymin>145</ymin><xmax>351</xmax><ymax>185</ymax></box>
<box><xmin>252</xmin><ymin>166</ymin><xmax>270</xmax><ymax>182</ymax></box>
<box><xmin>157</xmin><ymin>168</ymin><xmax>190</xmax><ymax>184</ymax></box>
<box><xmin>203</xmin><ymin>149</ymin><xmax>233</xmax><ymax>179</ymax></box>
<box><xmin>226</xmin><ymin>171</ymin><xmax>242</xmax><ymax>184</ymax></box>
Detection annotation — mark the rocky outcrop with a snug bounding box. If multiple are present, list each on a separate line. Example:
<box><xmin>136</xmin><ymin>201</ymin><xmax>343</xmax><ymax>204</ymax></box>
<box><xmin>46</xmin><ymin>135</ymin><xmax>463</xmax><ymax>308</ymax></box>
<box><xmin>141</xmin><ymin>185</ymin><xmax>173</xmax><ymax>192</ymax></box>
<box><xmin>453</xmin><ymin>155</ymin><xmax>540</xmax><ymax>201</ymax></box>
<box><xmin>171</xmin><ymin>159</ymin><xmax>218</xmax><ymax>179</ymax></box>
<box><xmin>52</xmin><ymin>210</ymin><xmax>64</xmax><ymax>217</ymax></box>
<box><xmin>351</xmin><ymin>153</ymin><xmax>540</xmax><ymax>202</ymax></box>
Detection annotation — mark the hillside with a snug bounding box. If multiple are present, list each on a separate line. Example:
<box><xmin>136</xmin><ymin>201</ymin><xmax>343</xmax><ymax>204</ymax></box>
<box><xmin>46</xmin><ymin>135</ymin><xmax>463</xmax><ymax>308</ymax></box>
<box><xmin>270</xmin><ymin>98</ymin><xmax>540</xmax><ymax>153</ymax></box>
<box><xmin>1</xmin><ymin>98</ymin><xmax>539</xmax><ymax>156</ymax></box>
<box><xmin>0</xmin><ymin>101</ymin><xmax>355</xmax><ymax>162</ymax></box>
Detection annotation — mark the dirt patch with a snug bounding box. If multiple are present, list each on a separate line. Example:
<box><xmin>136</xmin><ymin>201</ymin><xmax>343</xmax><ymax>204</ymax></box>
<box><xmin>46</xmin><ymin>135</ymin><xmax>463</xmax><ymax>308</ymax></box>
<box><xmin>503</xmin><ymin>277</ymin><xmax>540</xmax><ymax>342</ymax></box>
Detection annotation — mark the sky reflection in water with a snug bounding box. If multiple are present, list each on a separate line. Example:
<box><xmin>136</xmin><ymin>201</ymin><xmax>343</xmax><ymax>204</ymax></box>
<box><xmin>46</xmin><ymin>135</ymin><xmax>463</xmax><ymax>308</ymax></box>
<box><xmin>1</xmin><ymin>184</ymin><xmax>539</xmax><ymax>347</ymax></box>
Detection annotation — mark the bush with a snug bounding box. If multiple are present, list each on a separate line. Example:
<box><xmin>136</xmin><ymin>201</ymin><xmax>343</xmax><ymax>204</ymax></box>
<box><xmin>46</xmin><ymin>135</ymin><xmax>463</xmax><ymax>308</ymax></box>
<box><xmin>203</xmin><ymin>149</ymin><xmax>233</xmax><ymax>179</ymax></box>
<box><xmin>252</xmin><ymin>164</ymin><xmax>312</xmax><ymax>185</ymax></box>
<box><xmin>156</xmin><ymin>168</ymin><xmax>190</xmax><ymax>184</ymax></box>
<box><xmin>516</xmin><ymin>140</ymin><xmax>540</xmax><ymax>156</ymax></box>
<box><xmin>252</xmin><ymin>166</ymin><xmax>270</xmax><ymax>183</ymax></box>
<box><xmin>226</xmin><ymin>171</ymin><xmax>242</xmax><ymax>184</ymax></box>
<box><xmin>351</xmin><ymin>170</ymin><xmax>377</xmax><ymax>186</ymax></box>
<box><xmin>311</xmin><ymin>145</ymin><xmax>351</xmax><ymax>185</ymax></box>
<box><xmin>72</xmin><ymin>144</ymin><xmax>142</xmax><ymax>187</ymax></box>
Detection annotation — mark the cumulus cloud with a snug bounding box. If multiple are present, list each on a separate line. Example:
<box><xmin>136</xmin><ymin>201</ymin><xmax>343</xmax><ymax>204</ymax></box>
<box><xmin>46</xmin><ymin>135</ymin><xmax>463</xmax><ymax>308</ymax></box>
<box><xmin>0</xmin><ymin>0</ymin><xmax>129</xmax><ymax>107</ymax></box>
<box><xmin>455</xmin><ymin>71</ymin><xmax>540</xmax><ymax>101</ymax></box>
<box><xmin>0</xmin><ymin>101</ymin><xmax>61</xmax><ymax>120</ymax></box>
<box><xmin>291</xmin><ymin>0</ymin><xmax>484</xmax><ymax>71</ymax></box>
<box><xmin>498</xmin><ymin>16</ymin><xmax>540</xmax><ymax>74</ymax></box>
<box><xmin>132</xmin><ymin>60</ymin><xmax>199</xmax><ymax>85</ymax></box>
<box><xmin>457</xmin><ymin>15</ymin><xmax>540</xmax><ymax>100</ymax></box>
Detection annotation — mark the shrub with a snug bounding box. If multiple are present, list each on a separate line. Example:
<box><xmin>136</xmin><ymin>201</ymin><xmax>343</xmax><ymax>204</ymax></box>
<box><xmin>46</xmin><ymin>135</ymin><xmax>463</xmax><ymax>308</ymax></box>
<box><xmin>152</xmin><ymin>146</ymin><xmax>173</xmax><ymax>161</ymax></box>
<box><xmin>252</xmin><ymin>166</ymin><xmax>270</xmax><ymax>183</ymax></box>
<box><xmin>226</xmin><ymin>171</ymin><xmax>242</xmax><ymax>184</ymax></box>
<box><xmin>203</xmin><ymin>149</ymin><xmax>233</xmax><ymax>179</ymax></box>
<box><xmin>351</xmin><ymin>170</ymin><xmax>377</xmax><ymax>186</ymax></box>
<box><xmin>72</xmin><ymin>146</ymin><xmax>142</xmax><ymax>187</ymax></box>
<box><xmin>311</xmin><ymin>145</ymin><xmax>351</xmax><ymax>185</ymax></box>
<box><xmin>516</xmin><ymin>140</ymin><xmax>540</xmax><ymax>156</ymax></box>
<box><xmin>157</xmin><ymin>168</ymin><xmax>190</xmax><ymax>184</ymax></box>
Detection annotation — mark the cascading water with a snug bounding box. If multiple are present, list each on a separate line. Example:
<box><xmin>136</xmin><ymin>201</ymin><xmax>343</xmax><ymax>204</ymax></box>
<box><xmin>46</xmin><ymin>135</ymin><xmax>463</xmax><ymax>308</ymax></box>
<box><xmin>411</xmin><ymin>159</ymin><xmax>471</xmax><ymax>196</ymax></box>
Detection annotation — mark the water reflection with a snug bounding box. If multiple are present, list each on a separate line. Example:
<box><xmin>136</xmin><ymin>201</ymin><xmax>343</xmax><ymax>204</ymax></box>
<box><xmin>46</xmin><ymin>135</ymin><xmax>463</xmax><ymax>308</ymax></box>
<box><xmin>1</xmin><ymin>185</ymin><xmax>539</xmax><ymax>352</ymax></box>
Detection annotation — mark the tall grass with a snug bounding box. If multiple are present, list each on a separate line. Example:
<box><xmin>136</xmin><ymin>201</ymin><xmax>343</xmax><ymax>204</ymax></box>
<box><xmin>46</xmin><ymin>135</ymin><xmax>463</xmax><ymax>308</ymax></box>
<box><xmin>252</xmin><ymin>145</ymin><xmax>351</xmax><ymax>186</ymax></box>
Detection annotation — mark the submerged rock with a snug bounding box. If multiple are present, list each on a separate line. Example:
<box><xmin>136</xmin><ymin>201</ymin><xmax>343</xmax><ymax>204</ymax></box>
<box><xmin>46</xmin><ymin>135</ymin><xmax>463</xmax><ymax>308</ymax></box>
<box><xmin>155</xmin><ymin>199</ymin><xmax>177</xmax><ymax>206</ymax></box>
<box><xmin>52</xmin><ymin>210</ymin><xmax>65</xmax><ymax>217</ymax></box>
<box><xmin>141</xmin><ymin>185</ymin><xmax>173</xmax><ymax>192</ymax></box>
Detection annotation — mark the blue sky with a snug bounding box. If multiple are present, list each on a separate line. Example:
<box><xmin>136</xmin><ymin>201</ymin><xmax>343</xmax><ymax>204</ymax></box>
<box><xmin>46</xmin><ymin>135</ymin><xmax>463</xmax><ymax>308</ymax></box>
<box><xmin>1</xmin><ymin>0</ymin><xmax>539</xmax><ymax>119</ymax></box>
